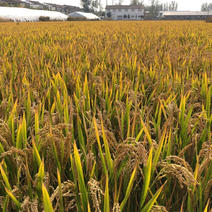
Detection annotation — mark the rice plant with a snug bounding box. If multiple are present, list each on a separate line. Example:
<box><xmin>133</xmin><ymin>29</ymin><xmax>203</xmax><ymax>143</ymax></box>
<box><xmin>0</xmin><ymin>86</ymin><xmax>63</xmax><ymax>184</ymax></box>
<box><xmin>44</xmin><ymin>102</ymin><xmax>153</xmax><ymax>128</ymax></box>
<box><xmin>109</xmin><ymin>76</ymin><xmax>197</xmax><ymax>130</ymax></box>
<box><xmin>0</xmin><ymin>21</ymin><xmax>211</xmax><ymax>211</ymax></box>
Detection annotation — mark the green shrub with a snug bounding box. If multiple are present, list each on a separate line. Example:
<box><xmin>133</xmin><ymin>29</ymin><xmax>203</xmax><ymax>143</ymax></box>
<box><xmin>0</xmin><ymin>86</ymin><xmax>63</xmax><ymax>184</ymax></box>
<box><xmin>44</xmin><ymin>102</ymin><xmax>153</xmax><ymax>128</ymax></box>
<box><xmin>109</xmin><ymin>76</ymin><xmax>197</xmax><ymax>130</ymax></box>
<box><xmin>67</xmin><ymin>16</ymin><xmax>87</xmax><ymax>21</ymax></box>
<box><xmin>39</xmin><ymin>16</ymin><xmax>50</xmax><ymax>21</ymax></box>
<box><xmin>206</xmin><ymin>16</ymin><xmax>212</xmax><ymax>22</ymax></box>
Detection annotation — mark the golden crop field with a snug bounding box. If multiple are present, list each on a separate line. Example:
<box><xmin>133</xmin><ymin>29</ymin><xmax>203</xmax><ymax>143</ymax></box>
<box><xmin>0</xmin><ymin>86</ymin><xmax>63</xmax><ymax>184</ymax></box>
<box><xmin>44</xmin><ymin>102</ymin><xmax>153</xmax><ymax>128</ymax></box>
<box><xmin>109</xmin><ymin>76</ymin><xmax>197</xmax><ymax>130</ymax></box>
<box><xmin>0</xmin><ymin>21</ymin><xmax>211</xmax><ymax>211</ymax></box>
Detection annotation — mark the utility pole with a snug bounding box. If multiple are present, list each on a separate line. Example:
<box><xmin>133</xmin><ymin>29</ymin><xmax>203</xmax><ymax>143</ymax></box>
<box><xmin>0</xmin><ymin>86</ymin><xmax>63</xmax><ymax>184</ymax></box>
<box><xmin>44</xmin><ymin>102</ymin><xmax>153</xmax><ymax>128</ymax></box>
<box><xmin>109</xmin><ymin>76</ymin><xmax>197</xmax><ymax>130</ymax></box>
<box><xmin>99</xmin><ymin>0</ymin><xmax>102</xmax><ymax>12</ymax></box>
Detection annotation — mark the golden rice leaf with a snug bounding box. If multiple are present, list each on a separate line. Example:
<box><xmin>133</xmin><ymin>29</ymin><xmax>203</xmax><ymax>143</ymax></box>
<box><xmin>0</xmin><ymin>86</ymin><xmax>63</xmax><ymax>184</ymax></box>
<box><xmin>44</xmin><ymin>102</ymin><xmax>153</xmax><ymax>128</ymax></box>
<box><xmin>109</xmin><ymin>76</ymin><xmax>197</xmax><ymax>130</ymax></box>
<box><xmin>42</xmin><ymin>183</ymin><xmax>54</xmax><ymax>212</ymax></box>
<box><xmin>5</xmin><ymin>187</ymin><xmax>21</xmax><ymax>208</ymax></box>
<box><xmin>140</xmin><ymin>147</ymin><xmax>153</xmax><ymax>208</ymax></box>
<box><xmin>93</xmin><ymin>117</ymin><xmax>108</xmax><ymax>176</ymax></box>
<box><xmin>0</xmin><ymin>162</ymin><xmax>11</xmax><ymax>191</ymax></box>
<box><xmin>57</xmin><ymin>169</ymin><xmax>64</xmax><ymax>212</ymax></box>
<box><xmin>120</xmin><ymin>165</ymin><xmax>137</xmax><ymax>211</ymax></box>
<box><xmin>73</xmin><ymin>142</ymin><xmax>88</xmax><ymax>211</ymax></box>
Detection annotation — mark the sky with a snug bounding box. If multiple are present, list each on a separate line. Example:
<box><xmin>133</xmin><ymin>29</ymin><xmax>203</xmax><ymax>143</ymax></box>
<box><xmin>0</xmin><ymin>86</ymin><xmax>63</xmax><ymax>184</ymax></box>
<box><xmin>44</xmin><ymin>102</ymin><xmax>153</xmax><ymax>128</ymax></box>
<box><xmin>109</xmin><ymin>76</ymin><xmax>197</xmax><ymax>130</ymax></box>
<box><xmin>38</xmin><ymin>0</ymin><xmax>212</xmax><ymax>11</ymax></box>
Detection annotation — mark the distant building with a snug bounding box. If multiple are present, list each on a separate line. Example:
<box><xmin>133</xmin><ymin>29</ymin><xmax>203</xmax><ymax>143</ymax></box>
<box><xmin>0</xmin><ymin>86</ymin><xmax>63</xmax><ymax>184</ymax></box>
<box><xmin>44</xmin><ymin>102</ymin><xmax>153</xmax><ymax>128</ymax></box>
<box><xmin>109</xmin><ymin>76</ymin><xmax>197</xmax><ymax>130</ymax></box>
<box><xmin>45</xmin><ymin>3</ymin><xmax>82</xmax><ymax>14</ymax></box>
<box><xmin>161</xmin><ymin>11</ymin><xmax>212</xmax><ymax>20</ymax></box>
<box><xmin>2</xmin><ymin>0</ymin><xmax>24</xmax><ymax>7</ymax></box>
<box><xmin>29</xmin><ymin>1</ymin><xmax>44</xmax><ymax>9</ymax></box>
<box><xmin>105</xmin><ymin>5</ymin><xmax>144</xmax><ymax>20</ymax></box>
<box><xmin>68</xmin><ymin>11</ymin><xmax>100</xmax><ymax>20</ymax></box>
<box><xmin>0</xmin><ymin>0</ymin><xmax>82</xmax><ymax>13</ymax></box>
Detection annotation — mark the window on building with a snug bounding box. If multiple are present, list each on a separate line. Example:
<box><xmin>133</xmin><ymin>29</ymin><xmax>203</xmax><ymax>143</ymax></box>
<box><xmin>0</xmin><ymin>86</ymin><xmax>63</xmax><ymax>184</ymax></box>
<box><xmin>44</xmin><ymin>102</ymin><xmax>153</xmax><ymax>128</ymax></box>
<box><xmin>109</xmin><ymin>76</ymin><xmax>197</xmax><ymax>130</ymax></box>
<box><xmin>131</xmin><ymin>9</ymin><xmax>135</xmax><ymax>12</ymax></box>
<box><xmin>125</xmin><ymin>8</ymin><xmax>128</xmax><ymax>11</ymax></box>
<box><xmin>118</xmin><ymin>8</ymin><xmax>121</xmax><ymax>11</ymax></box>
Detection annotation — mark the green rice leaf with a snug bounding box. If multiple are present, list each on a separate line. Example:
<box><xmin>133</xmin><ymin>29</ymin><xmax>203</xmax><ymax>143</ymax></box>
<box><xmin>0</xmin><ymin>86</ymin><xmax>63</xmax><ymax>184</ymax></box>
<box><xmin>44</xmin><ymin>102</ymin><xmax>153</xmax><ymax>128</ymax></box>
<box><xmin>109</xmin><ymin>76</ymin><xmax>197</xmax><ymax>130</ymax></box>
<box><xmin>120</xmin><ymin>165</ymin><xmax>137</xmax><ymax>211</ymax></box>
<box><xmin>104</xmin><ymin>174</ymin><xmax>110</xmax><ymax>212</ymax></box>
<box><xmin>140</xmin><ymin>182</ymin><xmax>165</xmax><ymax>212</ymax></box>
<box><xmin>140</xmin><ymin>147</ymin><xmax>153</xmax><ymax>208</ymax></box>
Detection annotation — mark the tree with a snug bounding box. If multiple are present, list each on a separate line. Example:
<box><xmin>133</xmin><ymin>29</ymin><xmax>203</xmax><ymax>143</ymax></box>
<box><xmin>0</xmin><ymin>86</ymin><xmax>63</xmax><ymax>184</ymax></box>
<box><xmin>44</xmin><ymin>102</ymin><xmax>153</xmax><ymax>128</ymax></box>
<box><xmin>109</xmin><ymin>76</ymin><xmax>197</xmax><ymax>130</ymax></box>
<box><xmin>161</xmin><ymin>3</ymin><xmax>169</xmax><ymax>11</ymax></box>
<box><xmin>81</xmin><ymin>0</ymin><xmax>91</xmax><ymax>12</ymax></box>
<box><xmin>201</xmin><ymin>3</ymin><xmax>212</xmax><ymax>11</ymax></box>
<box><xmin>160</xmin><ymin>1</ymin><xmax>178</xmax><ymax>11</ymax></box>
<box><xmin>149</xmin><ymin>0</ymin><xmax>160</xmax><ymax>18</ymax></box>
<box><xmin>145</xmin><ymin>0</ymin><xmax>178</xmax><ymax>18</ymax></box>
<box><xmin>168</xmin><ymin>1</ymin><xmax>178</xmax><ymax>11</ymax></box>
<box><xmin>130</xmin><ymin>0</ymin><xmax>144</xmax><ymax>5</ymax></box>
<box><xmin>81</xmin><ymin>0</ymin><xmax>99</xmax><ymax>12</ymax></box>
<box><xmin>92</xmin><ymin>0</ymin><xmax>99</xmax><ymax>10</ymax></box>
<box><xmin>118</xmin><ymin>0</ymin><xmax>124</xmax><ymax>5</ymax></box>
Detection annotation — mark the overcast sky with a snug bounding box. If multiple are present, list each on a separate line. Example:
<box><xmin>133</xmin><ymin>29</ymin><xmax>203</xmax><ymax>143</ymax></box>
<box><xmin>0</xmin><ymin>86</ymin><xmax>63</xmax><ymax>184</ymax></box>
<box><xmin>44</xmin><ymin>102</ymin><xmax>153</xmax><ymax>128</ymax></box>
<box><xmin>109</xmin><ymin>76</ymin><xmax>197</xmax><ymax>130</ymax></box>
<box><xmin>38</xmin><ymin>0</ymin><xmax>212</xmax><ymax>11</ymax></box>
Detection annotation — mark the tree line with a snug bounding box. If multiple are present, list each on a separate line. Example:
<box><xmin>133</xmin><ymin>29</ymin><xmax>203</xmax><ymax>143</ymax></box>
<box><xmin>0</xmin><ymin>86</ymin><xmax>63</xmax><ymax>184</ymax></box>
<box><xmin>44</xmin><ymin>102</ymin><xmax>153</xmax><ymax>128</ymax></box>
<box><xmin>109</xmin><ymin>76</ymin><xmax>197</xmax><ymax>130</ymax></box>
<box><xmin>201</xmin><ymin>3</ymin><xmax>212</xmax><ymax>11</ymax></box>
<box><xmin>81</xmin><ymin>0</ymin><xmax>212</xmax><ymax>14</ymax></box>
<box><xmin>81</xmin><ymin>0</ymin><xmax>178</xmax><ymax>13</ymax></box>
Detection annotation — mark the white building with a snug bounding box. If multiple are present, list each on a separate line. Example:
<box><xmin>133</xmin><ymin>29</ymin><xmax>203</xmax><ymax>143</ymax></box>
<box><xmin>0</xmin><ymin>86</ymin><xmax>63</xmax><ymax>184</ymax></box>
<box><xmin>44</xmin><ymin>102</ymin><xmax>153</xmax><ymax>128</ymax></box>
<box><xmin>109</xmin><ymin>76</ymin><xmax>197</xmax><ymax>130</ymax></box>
<box><xmin>105</xmin><ymin>5</ymin><xmax>144</xmax><ymax>20</ymax></box>
<box><xmin>68</xmin><ymin>11</ymin><xmax>100</xmax><ymax>20</ymax></box>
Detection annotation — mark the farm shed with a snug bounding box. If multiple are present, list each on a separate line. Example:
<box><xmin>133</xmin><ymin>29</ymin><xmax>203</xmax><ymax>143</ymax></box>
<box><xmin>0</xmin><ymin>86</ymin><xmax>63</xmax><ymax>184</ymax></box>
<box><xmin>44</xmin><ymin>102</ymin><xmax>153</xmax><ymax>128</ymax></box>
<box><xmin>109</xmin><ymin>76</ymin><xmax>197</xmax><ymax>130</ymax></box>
<box><xmin>162</xmin><ymin>11</ymin><xmax>212</xmax><ymax>20</ymax></box>
<box><xmin>68</xmin><ymin>11</ymin><xmax>100</xmax><ymax>20</ymax></box>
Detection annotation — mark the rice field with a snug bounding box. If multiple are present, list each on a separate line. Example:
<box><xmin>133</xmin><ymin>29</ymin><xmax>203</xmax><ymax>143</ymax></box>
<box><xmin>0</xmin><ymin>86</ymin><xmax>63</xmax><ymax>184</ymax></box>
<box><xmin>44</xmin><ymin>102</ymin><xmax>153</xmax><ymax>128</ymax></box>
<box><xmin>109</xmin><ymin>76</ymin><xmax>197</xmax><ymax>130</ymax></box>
<box><xmin>0</xmin><ymin>21</ymin><xmax>211</xmax><ymax>211</ymax></box>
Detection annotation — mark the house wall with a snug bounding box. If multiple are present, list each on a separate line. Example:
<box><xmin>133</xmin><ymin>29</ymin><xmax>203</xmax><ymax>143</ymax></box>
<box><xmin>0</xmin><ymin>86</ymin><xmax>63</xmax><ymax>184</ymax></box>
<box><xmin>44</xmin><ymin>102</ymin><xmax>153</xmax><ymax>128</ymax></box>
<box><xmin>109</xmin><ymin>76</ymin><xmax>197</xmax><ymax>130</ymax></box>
<box><xmin>106</xmin><ymin>8</ymin><xmax>144</xmax><ymax>20</ymax></box>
